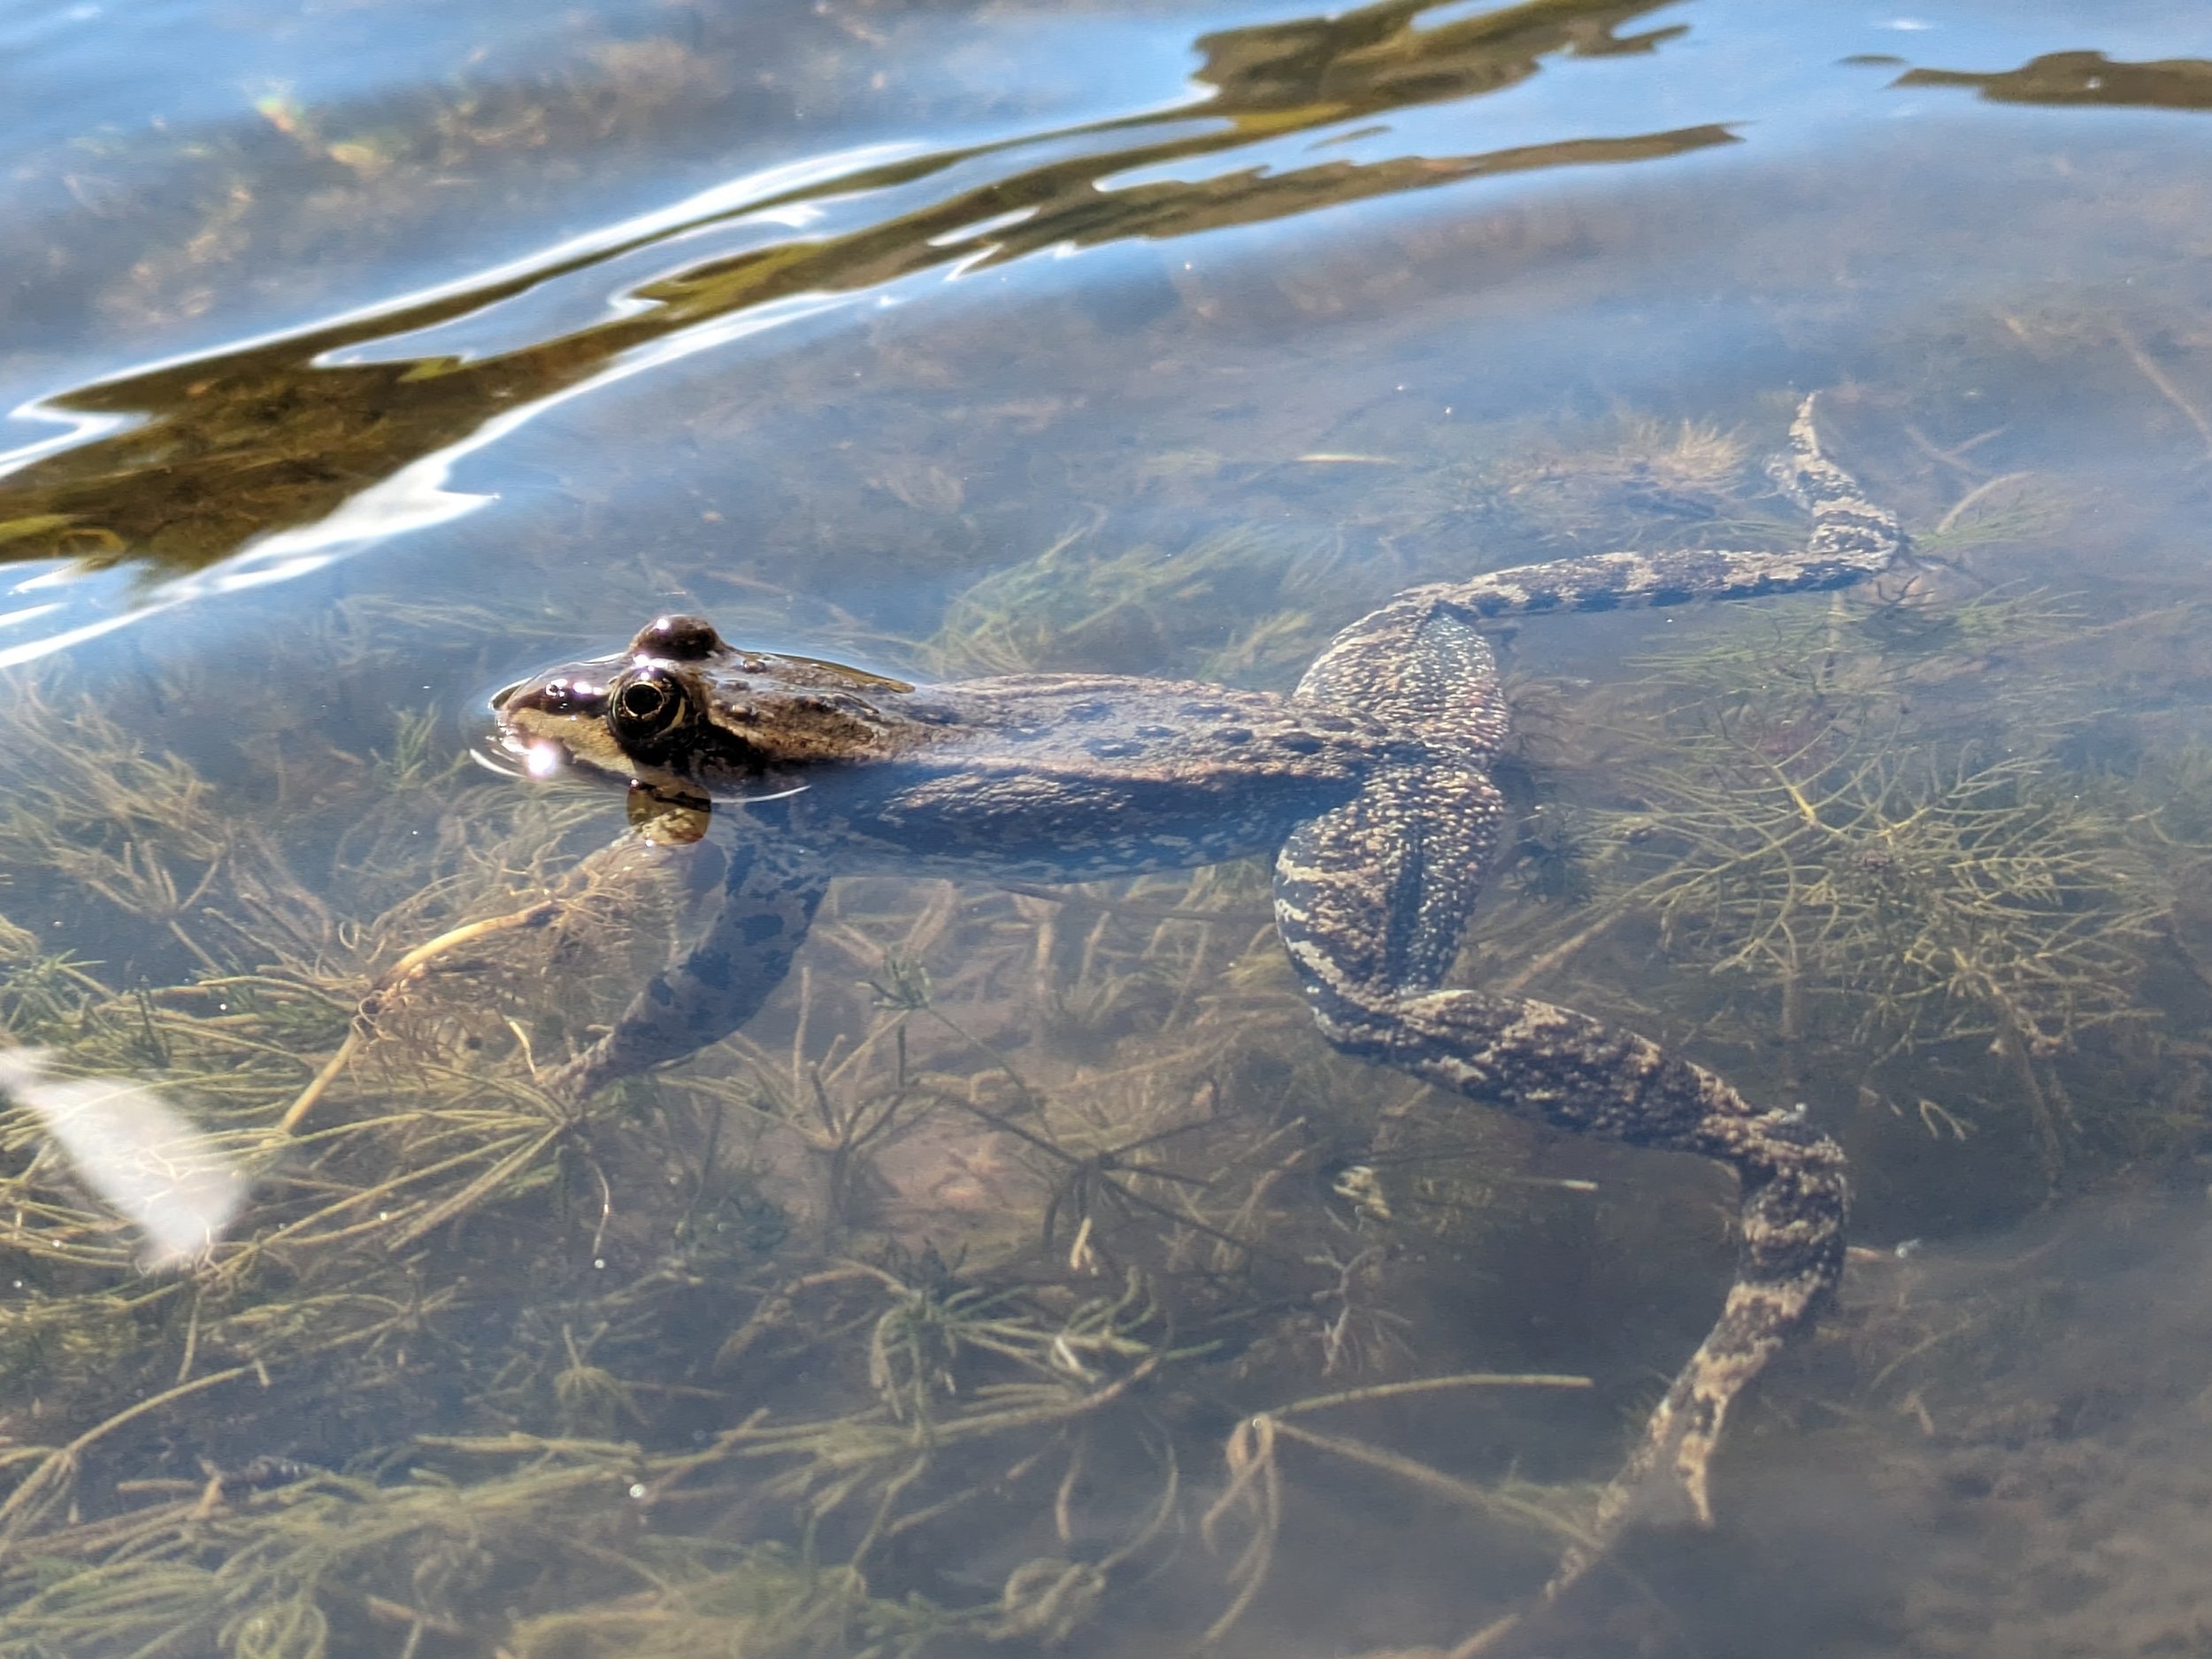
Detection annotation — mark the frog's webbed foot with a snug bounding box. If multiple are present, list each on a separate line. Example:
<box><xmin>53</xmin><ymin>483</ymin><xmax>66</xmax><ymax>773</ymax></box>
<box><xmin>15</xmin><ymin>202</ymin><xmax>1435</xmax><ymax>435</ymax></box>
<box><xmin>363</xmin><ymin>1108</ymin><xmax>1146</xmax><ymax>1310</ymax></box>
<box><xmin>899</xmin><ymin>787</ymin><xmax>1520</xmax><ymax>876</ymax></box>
<box><xmin>542</xmin><ymin>835</ymin><xmax>828</xmax><ymax>1102</ymax></box>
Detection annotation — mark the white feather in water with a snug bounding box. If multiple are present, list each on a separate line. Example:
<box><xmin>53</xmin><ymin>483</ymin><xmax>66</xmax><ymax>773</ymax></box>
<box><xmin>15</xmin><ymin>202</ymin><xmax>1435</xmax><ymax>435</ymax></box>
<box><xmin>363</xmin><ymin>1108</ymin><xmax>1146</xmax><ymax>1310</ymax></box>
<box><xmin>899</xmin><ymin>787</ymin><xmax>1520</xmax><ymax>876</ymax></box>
<box><xmin>0</xmin><ymin>1048</ymin><xmax>249</xmax><ymax>1269</ymax></box>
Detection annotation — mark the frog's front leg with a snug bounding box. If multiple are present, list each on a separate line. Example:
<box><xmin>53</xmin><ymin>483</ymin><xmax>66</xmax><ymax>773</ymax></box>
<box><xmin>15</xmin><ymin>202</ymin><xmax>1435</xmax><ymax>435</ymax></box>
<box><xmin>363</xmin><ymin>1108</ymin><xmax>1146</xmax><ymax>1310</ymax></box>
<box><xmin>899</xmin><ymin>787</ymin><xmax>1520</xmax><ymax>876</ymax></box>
<box><xmin>545</xmin><ymin>833</ymin><xmax>829</xmax><ymax>1100</ymax></box>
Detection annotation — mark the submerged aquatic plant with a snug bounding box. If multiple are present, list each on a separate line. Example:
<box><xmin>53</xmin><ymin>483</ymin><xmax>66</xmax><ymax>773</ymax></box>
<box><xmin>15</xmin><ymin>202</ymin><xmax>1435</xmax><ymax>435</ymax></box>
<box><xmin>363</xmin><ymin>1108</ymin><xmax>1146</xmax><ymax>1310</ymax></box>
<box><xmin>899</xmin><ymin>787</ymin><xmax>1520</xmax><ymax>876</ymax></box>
<box><xmin>4</xmin><ymin>379</ymin><xmax>2210</xmax><ymax>1659</ymax></box>
<box><xmin>1479</xmin><ymin>580</ymin><xmax>2191</xmax><ymax>1182</ymax></box>
<box><xmin>1624</xmin><ymin>716</ymin><xmax>2158</xmax><ymax>1170</ymax></box>
<box><xmin>0</xmin><ymin>661</ymin><xmax>1590</xmax><ymax>1659</ymax></box>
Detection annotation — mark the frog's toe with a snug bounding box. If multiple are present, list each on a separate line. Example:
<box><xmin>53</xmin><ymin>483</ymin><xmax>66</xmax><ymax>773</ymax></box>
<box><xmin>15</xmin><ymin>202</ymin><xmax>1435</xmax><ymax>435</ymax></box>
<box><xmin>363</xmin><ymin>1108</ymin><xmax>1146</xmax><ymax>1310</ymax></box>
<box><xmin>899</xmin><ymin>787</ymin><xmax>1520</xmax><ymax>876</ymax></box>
<box><xmin>1600</xmin><ymin>1409</ymin><xmax>1720</xmax><ymax>1539</ymax></box>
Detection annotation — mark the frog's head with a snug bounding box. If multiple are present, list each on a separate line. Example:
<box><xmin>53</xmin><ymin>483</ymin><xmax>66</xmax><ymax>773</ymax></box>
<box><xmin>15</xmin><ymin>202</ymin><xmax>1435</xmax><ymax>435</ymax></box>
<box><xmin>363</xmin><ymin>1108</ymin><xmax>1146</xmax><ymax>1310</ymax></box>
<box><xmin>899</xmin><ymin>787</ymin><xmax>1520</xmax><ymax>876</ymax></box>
<box><xmin>494</xmin><ymin>616</ymin><xmax>918</xmax><ymax>810</ymax></box>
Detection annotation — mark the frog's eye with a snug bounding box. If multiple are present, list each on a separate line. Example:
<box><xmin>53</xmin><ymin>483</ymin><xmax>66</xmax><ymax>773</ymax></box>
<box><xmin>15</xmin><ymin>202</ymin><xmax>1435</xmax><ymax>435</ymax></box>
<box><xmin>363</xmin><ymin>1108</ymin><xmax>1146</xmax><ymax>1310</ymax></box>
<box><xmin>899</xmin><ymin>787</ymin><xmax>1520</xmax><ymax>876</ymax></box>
<box><xmin>608</xmin><ymin>669</ymin><xmax>691</xmax><ymax>744</ymax></box>
<box><xmin>634</xmin><ymin>615</ymin><xmax>722</xmax><ymax>661</ymax></box>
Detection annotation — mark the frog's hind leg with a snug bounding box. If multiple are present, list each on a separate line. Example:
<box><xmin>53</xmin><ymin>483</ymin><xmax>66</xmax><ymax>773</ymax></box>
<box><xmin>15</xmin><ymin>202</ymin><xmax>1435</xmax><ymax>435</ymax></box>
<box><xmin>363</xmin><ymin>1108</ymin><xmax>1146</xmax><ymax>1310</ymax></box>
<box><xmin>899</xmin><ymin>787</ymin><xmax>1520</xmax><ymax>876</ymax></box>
<box><xmin>1398</xmin><ymin>391</ymin><xmax>1908</xmax><ymax>623</ymax></box>
<box><xmin>1278</xmin><ymin>815</ymin><xmax>1847</xmax><ymax>1612</ymax></box>
<box><xmin>1277</xmin><ymin>564</ymin><xmax>1848</xmax><ymax>1622</ymax></box>
<box><xmin>1292</xmin><ymin>393</ymin><xmax>1903</xmax><ymax>757</ymax></box>
<box><xmin>545</xmin><ymin>834</ymin><xmax>828</xmax><ymax>1100</ymax></box>
<box><xmin>1362</xmin><ymin>989</ymin><xmax>1843</xmax><ymax>1531</ymax></box>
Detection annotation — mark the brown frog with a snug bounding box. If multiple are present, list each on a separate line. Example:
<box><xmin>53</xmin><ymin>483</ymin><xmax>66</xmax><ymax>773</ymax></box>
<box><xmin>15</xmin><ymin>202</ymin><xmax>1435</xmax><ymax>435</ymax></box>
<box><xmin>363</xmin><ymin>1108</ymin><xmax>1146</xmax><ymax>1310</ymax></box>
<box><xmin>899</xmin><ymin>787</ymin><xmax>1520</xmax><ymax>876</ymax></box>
<box><xmin>493</xmin><ymin>396</ymin><xmax>1904</xmax><ymax>1603</ymax></box>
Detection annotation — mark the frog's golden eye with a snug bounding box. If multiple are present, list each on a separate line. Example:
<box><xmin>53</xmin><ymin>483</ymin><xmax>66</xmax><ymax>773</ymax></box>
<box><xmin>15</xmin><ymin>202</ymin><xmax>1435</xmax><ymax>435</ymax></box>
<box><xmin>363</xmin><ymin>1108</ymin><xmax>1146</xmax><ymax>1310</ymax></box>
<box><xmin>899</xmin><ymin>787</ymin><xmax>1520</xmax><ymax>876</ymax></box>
<box><xmin>608</xmin><ymin>669</ymin><xmax>691</xmax><ymax>744</ymax></box>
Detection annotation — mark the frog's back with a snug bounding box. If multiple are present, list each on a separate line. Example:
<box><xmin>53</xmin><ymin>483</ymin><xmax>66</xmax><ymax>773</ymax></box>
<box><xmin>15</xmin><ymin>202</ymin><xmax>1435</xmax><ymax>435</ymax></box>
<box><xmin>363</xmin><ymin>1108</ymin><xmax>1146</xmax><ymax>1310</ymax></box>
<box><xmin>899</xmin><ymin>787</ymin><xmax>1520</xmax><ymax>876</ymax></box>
<box><xmin>913</xmin><ymin>673</ymin><xmax>1417</xmax><ymax>776</ymax></box>
<box><xmin>797</xmin><ymin>673</ymin><xmax>1425</xmax><ymax>878</ymax></box>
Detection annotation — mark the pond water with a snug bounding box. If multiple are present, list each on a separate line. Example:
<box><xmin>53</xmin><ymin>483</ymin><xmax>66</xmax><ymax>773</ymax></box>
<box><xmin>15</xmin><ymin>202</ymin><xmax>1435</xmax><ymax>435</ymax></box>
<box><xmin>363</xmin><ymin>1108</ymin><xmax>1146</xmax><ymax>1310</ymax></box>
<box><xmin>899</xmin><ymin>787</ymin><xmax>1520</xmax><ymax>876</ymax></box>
<box><xmin>4</xmin><ymin>0</ymin><xmax>2212</xmax><ymax>1654</ymax></box>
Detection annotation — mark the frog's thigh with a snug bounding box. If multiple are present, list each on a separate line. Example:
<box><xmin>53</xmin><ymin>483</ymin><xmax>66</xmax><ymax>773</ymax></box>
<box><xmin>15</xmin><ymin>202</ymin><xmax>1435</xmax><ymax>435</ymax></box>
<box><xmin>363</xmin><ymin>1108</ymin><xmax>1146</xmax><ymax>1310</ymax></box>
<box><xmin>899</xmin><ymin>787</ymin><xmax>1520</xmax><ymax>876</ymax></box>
<box><xmin>1272</xmin><ymin>762</ymin><xmax>1503</xmax><ymax>1001</ymax></box>
<box><xmin>1297</xmin><ymin>597</ymin><xmax>1507</xmax><ymax>755</ymax></box>
<box><xmin>549</xmin><ymin>837</ymin><xmax>829</xmax><ymax>1099</ymax></box>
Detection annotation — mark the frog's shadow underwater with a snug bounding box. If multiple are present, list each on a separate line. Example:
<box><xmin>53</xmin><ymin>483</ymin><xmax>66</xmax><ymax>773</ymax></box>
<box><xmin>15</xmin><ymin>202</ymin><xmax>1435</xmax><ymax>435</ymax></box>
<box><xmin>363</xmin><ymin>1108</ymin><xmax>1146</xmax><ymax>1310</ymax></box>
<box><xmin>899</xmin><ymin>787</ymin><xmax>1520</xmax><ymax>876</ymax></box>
<box><xmin>487</xmin><ymin>394</ymin><xmax>1906</xmax><ymax>1642</ymax></box>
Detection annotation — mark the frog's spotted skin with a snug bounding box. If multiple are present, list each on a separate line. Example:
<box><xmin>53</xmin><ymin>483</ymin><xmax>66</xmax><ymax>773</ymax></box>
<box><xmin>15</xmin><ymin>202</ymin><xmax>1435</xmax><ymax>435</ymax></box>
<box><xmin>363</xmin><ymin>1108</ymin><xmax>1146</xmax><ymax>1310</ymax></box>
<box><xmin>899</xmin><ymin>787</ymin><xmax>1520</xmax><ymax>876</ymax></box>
<box><xmin>493</xmin><ymin>395</ymin><xmax>1901</xmax><ymax>1602</ymax></box>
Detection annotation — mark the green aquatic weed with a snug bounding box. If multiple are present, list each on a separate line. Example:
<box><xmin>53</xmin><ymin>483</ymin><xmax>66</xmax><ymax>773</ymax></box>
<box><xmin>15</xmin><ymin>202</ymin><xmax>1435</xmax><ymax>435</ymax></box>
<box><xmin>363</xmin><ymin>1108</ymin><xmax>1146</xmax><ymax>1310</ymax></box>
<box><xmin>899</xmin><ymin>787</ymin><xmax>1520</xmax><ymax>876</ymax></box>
<box><xmin>4</xmin><ymin>384</ymin><xmax>2211</xmax><ymax>1657</ymax></box>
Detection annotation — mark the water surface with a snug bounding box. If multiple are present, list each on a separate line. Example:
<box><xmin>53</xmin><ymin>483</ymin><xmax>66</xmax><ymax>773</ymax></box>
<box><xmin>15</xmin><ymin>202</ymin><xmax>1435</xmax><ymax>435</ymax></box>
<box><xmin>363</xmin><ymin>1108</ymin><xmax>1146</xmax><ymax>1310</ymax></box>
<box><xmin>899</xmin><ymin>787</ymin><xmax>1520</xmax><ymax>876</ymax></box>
<box><xmin>4</xmin><ymin>1</ymin><xmax>2212</xmax><ymax>1655</ymax></box>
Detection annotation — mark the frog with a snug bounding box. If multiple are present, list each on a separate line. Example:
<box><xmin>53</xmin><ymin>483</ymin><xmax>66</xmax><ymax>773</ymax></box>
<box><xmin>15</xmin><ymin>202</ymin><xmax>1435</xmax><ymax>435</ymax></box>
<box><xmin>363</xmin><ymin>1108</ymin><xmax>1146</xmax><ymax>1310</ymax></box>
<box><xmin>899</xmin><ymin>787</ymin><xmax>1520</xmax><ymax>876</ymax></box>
<box><xmin>491</xmin><ymin>394</ymin><xmax>1902</xmax><ymax>1601</ymax></box>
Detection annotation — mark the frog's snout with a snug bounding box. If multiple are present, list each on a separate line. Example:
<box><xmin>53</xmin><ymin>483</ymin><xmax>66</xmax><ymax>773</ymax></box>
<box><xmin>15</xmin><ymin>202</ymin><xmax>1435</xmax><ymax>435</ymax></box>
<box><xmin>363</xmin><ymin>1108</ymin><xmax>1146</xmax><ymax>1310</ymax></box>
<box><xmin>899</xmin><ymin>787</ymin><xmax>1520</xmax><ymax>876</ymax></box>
<box><xmin>495</xmin><ymin>675</ymin><xmax>609</xmax><ymax>721</ymax></box>
<box><xmin>490</xmin><ymin>672</ymin><xmax>625</xmax><ymax>784</ymax></box>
